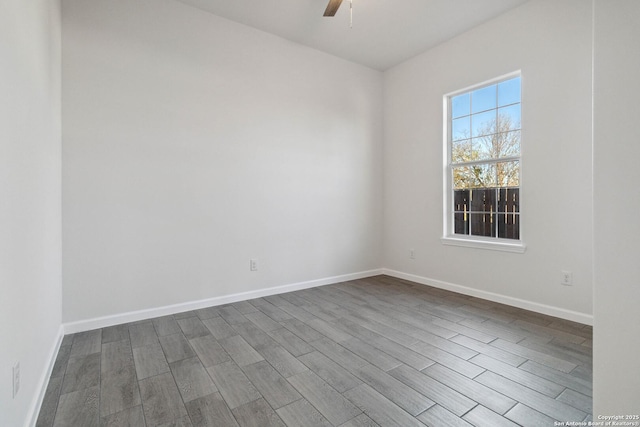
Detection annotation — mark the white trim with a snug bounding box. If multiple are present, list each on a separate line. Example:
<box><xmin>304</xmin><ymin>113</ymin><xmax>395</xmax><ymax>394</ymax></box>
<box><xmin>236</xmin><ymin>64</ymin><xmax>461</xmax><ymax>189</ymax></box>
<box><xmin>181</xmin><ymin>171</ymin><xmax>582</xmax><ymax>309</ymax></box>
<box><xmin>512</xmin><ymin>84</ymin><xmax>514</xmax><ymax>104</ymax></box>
<box><xmin>63</xmin><ymin>269</ymin><xmax>384</xmax><ymax>334</ymax></box>
<box><xmin>382</xmin><ymin>268</ymin><xmax>593</xmax><ymax>325</ymax></box>
<box><xmin>441</xmin><ymin>236</ymin><xmax>526</xmax><ymax>253</ymax></box>
<box><xmin>34</xmin><ymin>266</ymin><xmax>592</xmax><ymax>427</ymax></box>
<box><xmin>444</xmin><ymin>71</ymin><xmax>523</xmax><ymax>99</ymax></box>
<box><xmin>452</xmin><ymin>155</ymin><xmax>521</xmax><ymax>168</ymax></box>
<box><xmin>28</xmin><ymin>325</ymin><xmax>64</xmax><ymax>427</ymax></box>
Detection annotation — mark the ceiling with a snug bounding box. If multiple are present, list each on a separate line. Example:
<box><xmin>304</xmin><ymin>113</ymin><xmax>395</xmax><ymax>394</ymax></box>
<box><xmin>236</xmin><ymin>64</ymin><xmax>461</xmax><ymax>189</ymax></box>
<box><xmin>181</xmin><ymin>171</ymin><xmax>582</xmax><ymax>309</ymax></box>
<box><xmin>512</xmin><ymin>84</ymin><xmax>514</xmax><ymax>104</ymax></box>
<box><xmin>174</xmin><ymin>0</ymin><xmax>530</xmax><ymax>70</ymax></box>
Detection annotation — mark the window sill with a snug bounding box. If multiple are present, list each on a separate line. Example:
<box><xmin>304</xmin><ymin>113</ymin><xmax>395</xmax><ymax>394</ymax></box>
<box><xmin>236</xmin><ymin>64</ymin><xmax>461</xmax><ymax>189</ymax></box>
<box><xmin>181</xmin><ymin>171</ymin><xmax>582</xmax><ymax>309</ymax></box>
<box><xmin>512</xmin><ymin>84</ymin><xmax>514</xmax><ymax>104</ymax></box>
<box><xmin>441</xmin><ymin>236</ymin><xmax>526</xmax><ymax>253</ymax></box>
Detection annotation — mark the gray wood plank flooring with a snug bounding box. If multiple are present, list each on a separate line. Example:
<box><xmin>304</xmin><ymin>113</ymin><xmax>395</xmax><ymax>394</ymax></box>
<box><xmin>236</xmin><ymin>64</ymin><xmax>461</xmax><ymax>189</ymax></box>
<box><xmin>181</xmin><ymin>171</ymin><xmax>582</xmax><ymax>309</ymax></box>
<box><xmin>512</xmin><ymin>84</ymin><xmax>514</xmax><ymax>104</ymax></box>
<box><xmin>37</xmin><ymin>275</ymin><xmax>592</xmax><ymax>426</ymax></box>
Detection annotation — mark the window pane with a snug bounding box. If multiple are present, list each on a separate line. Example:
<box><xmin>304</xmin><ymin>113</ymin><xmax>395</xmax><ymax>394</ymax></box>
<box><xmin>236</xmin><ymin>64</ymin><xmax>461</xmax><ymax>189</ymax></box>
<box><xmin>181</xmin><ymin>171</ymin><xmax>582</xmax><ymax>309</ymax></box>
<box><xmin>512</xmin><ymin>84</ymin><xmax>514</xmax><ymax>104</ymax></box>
<box><xmin>451</xmin><ymin>93</ymin><xmax>470</xmax><ymax>119</ymax></box>
<box><xmin>452</xmin><ymin>117</ymin><xmax>471</xmax><ymax>141</ymax></box>
<box><xmin>470</xmin><ymin>213</ymin><xmax>496</xmax><ymax>237</ymax></box>
<box><xmin>471</xmin><ymin>110</ymin><xmax>497</xmax><ymax>138</ymax></box>
<box><xmin>497</xmin><ymin>104</ymin><xmax>521</xmax><ymax>131</ymax></box>
<box><xmin>470</xmin><ymin>188</ymin><xmax>497</xmax><ymax>213</ymax></box>
<box><xmin>454</xmin><ymin>189</ymin><xmax>470</xmax><ymax>235</ymax></box>
<box><xmin>471</xmin><ymin>84</ymin><xmax>497</xmax><ymax>114</ymax></box>
<box><xmin>472</xmin><ymin>135</ymin><xmax>495</xmax><ymax>161</ymax></box>
<box><xmin>455</xmin><ymin>212</ymin><xmax>470</xmax><ymax>235</ymax></box>
<box><xmin>453</xmin><ymin>164</ymin><xmax>496</xmax><ymax>189</ymax></box>
<box><xmin>474</xmin><ymin>163</ymin><xmax>497</xmax><ymax>188</ymax></box>
<box><xmin>454</xmin><ymin>189</ymin><xmax>470</xmax><ymax>212</ymax></box>
<box><xmin>496</xmin><ymin>160</ymin><xmax>519</xmax><ymax>187</ymax></box>
<box><xmin>473</xmin><ymin>131</ymin><xmax>520</xmax><ymax>161</ymax></box>
<box><xmin>497</xmin><ymin>213</ymin><xmax>519</xmax><ymax>239</ymax></box>
<box><xmin>453</xmin><ymin>166</ymin><xmax>479</xmax><ymax>189</ymax></box>
<box><xmin>498</xmin><ymin>187</ymin><xmax>519</xmax><ymax>213</ymax></box>
<box><xmin>498</xmin><ymin>77</ymin><xmax>521</xmax><ymax>107</ymax></box>
<box><xmin>452</xmin><ymin>139</ymin><xmax>472</xmax><ymax>163</ymax></box>
<box><xmin>496</xmin><ymin>130</ymin><xmax>521</xmax><ymax>158</ymax></box>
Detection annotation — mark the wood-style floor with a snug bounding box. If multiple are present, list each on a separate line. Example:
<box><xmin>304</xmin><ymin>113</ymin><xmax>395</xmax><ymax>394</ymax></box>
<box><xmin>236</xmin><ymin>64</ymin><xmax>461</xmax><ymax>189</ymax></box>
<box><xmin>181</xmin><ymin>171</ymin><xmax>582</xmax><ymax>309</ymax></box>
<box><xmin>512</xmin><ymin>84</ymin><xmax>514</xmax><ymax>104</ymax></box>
<box><xmin>36</xmin><ymin>275</ymin><xmax>593</xmax><ymax>426</ymax></box>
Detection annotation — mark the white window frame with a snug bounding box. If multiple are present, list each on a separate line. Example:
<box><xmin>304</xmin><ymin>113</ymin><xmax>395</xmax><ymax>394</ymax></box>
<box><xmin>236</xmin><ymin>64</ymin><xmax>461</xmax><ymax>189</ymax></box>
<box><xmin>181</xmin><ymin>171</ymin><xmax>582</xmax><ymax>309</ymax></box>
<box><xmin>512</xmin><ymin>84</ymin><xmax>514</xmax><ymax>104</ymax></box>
<box><xmin>441</xmin><ymin>71</ymin><xmax>526</xmax><ymax>253</ymax></box>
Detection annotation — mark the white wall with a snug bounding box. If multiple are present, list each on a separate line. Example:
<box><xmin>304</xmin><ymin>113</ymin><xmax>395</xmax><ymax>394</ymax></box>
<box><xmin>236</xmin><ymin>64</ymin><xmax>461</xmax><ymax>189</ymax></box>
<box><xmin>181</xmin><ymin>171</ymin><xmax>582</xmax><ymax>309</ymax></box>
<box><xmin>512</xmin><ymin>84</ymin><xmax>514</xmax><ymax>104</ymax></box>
<box><xmin>593</xmin><ymin>0</ymin><xmax>640</xmax><ymax>415</ymax></box>
<box><xmin>0</xmin><ymin>0</ymin><xmax>62</xmax><ymax>425</ymax></box>
<box><xmin>62</xmin><ymin>0</ymin><xmax>383</xmax><ymax>323</ymax></box>
<box><xmin>382</xmin><ymin>0</ymin><xmax>593</xmax><ymax>320</ymax></box>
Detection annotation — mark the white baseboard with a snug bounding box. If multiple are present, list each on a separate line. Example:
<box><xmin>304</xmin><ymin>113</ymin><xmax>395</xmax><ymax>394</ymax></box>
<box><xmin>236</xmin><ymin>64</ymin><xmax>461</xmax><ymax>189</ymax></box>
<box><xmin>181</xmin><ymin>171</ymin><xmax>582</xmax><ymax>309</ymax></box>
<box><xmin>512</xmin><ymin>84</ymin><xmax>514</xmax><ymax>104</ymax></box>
<box><xmin>28</xmin><ymin>325</ymin><xmax>64</xmax><ymax>427</ymax></box>
<box><xmin>63</xmin><ymin>269</ymin><xmax>384</xmax><ymax>334</ymax></box>
<box><xmin>63</xmin><ymin>267</ymin><xmax>593</xmax><ymax>332</ymax></box>
<box><xmin>33</xmin><ymin>267</ymin><xmax>591</xmax><ymax>425</ymax></box>
<box><xmin>382</xmin><ymin>268</ymin><xmax>594</xmax><ymax>326</ymax></box>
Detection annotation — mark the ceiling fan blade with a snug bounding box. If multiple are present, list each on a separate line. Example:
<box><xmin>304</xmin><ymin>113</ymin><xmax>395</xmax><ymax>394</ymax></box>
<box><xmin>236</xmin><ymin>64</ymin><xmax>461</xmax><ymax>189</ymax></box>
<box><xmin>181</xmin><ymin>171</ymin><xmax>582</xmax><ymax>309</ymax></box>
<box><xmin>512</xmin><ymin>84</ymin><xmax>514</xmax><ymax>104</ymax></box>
<box><xmin>323</xmin><ymin>0</ymin><xmax>343</xmax><ymax>16</ymax></box>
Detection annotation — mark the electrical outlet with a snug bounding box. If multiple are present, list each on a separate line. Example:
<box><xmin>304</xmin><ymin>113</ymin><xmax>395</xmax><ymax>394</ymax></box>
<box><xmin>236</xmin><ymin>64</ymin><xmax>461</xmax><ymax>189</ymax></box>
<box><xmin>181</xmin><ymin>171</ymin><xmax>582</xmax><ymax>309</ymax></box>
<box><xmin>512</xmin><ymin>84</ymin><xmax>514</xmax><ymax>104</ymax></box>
<box><xmin>250</xmin><ymin>259</ymin><xmax>258</xmax><ymax>271</ymax></box>
<box><xmin>409</xmin><ymin>249</ymin><xmax>415</xmax><ymax>259</ymax></box>
<box><xmin>13</xmin><ymin>362</ymin><xmax>20</xmax><ymax>398</ymax></box>
<box><xmin>561</xmin><ymin>270</ymin><xmax>573</xmax><ymax>286</ymax></box>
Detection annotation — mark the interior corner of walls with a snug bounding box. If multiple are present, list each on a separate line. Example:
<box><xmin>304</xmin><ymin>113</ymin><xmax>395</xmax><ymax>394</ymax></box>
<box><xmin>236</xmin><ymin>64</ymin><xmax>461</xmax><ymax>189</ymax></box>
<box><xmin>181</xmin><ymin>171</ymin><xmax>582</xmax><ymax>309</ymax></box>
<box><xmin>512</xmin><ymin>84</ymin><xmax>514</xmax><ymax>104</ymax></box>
<box><xmin>27</xmin><ymin>325</ymin><xmax>65</xmax><ymax>427</ymax></box>
<box><xmin>382</xmin><ymin>268</ymin><xmax>593</xmax><ymax>325</ymax></box>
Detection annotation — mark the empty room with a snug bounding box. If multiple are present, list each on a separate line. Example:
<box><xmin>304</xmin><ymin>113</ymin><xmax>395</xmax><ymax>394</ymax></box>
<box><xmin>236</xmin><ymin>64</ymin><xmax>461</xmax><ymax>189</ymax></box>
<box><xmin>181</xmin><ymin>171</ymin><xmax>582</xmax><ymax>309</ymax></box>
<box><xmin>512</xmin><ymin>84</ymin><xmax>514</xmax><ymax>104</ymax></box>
<box><xmin>1</xmin><ymin>0</ymin><xmax>639</xmax><ymax>426</ymax></box>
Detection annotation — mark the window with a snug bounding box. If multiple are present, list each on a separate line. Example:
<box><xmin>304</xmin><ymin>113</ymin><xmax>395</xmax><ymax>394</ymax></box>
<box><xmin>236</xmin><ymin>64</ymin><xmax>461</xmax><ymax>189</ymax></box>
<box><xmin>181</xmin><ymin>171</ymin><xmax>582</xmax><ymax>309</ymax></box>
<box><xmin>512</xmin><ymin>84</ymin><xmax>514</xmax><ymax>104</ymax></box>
<box><xmin>443</xmin><ymin>73</ymin><xmax>524</xmax><ymax>252</ymax></box>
